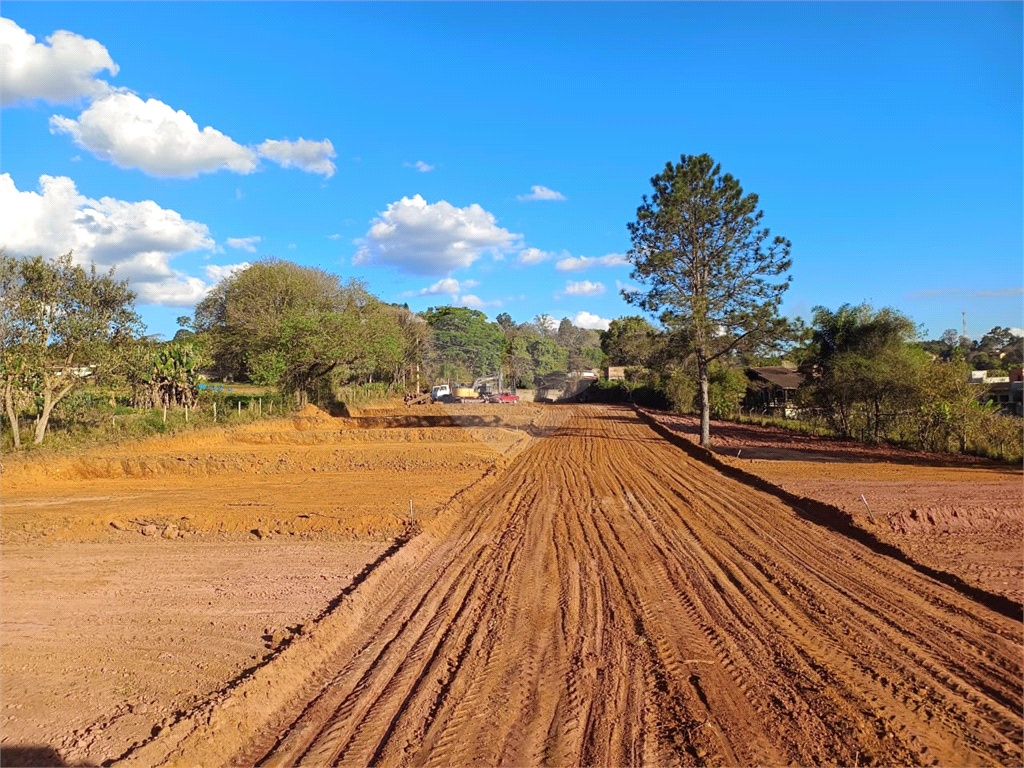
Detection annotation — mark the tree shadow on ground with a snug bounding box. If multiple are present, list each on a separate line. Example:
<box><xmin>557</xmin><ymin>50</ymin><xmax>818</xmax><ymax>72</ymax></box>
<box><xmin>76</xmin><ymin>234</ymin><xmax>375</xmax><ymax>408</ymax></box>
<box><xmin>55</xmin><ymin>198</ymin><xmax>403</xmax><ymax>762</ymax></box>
<box><xmin>0</xmin><ymin>744</ymin><xmax>93</xmax><ymax>767</ymax></box>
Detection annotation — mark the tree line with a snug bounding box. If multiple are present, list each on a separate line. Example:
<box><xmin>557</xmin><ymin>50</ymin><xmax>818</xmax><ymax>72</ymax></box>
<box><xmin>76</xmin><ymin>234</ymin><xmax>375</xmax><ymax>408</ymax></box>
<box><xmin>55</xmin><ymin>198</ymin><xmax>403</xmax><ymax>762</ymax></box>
<box><xmin>593</xmin><ymin>306</ymin><xmax>1021</xmax><ymax>460</ymax></box>
<box><xmin>185</xmin><ymin>258</ymin><xmax>608</xmax><ymax>403</ymax></box>
<box><xmin>2</xmin><ymin>152</ymin><xmax>1020</xmax><ymax>461</ymax></box>
<box><xmin>0</xmin><ymin>252</ymin><xmax>610</xmax><ymax>446</ymax></box>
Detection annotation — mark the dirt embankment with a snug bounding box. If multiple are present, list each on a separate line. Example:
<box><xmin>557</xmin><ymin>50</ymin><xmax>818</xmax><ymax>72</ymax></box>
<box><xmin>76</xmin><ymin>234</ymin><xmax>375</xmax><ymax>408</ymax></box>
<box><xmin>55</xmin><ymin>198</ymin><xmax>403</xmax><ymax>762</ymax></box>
<box><xmin>117</xmin><ymin>406</ymin><xmax>1022</xmax><ymax>768</ymax></box>
<box><xmin>645</xmin><ymin>411</ymin><xmax>1024</xmax><ymax>605</ymax></box>
<box><xmin>0</xmin><ymin>402</ymin><xmax>562</xmax><ymax>766</ymax></box>
<box><xmin>1</xmin><ymin>402</ymin><xmax>560</xmax><ymax>543</ymax></box>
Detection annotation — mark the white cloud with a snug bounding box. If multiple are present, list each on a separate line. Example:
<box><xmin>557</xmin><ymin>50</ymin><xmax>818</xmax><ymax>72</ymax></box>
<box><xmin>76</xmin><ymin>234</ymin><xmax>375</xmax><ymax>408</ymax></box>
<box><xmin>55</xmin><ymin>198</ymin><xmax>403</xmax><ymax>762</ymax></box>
<box><xmin>258</xmin><ymin>138</ymin><xmax>336</xmax><ymax>177</ymax></box>
<box><xmin>205</xmin><ymin>262</ymin><xmax>250</xmax><ymax>283</ymax></box>
<box><xmin>516</xmin><ymin>247</ymin><xmax>563</xmax><ymax>266</ymax></box>
<box><xmin>48</xmin><ymin>92</ymin><xmax>337</xmax><ymax>179</ymax></box>
<box><xmin>555</xmin><ymin>252</ymin><xmax>629</xmax><ymax>271</ymax></box>
<box><xmin>404</xmin><ymin>277</ymin><xmax>481</xmax><ymax>299</ymax></box>
<box><xmin>516</xmin><ymin>185</ymin><xmax>566</xmax><ymax>202</ymax></box>
<box><xmin>50</xmin><ymin>92</ymin><xmax>258</xmax><ymax>177</ymax></box>
<box><xmin>327</xmin><ymin>233</ymin><xmax>343</xmax><ymax>240</ymax></box>
<box><xmin>564</xmin><ymin>280</ymin><xmax>605</xmax><ymax>296</ymax></box>
<box><xmin>616</xmin><ymin>279</ymin><xmax>641</xmax><ymax>295</ymax></box>
<box><xmin>419</xmin><ymin>278</ymin><xmax>461</xmax><ymax>296</ymax></box>
<box><xmin>0</xmin><ymin>173</ymin><xmax>216</xmax><ymax>306</ymax></box>
<box><xmin>0</xmin><ymin>18</ymin><xmax>118</xmax><ymax>106</ymax></box>
<box><xmin>459</xmin><ymin>294</ymin><xmax>502</xmax><ymax>309</ymax></box>
<box><xmin>572</xmin><ymin>311</ymin><xmax>612</xmax><ymax>331</ymax></box>
<box><xmin>1009</xmin><ymin>328</ymin><xmax>1024</xmax><ymax>338</ymax></box>
<box><xmin>287</xmin><ymin>243</ymin><xmax>297</xmax><ymax>249</ymax></box>
<box><xmin>405</xmin><ymin>160</ymin><xmax>434</xmax><ymax>172</ymax></box>
<box><xmin>353</xmin><ymin>195</ymin><xmax>521</xmax><ymax>276</ymax></box>
<box><xmin>226</xmin><ymin>236</ymin><xmax>260</xmax><ymax>253</ymax></box>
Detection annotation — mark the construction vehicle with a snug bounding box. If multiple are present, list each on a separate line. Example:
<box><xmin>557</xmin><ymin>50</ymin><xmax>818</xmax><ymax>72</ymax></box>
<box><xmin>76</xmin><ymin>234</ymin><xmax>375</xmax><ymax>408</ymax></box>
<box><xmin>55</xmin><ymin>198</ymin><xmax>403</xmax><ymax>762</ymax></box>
<box><xmin>471</xmin><ymin>374</ymin><xmax>502</xmax><ymax>397</ymax></box>
<box><xmin>430</xmin><ymin>384</ymin><xmax>476</xmax><ymax>403</ymax></box>
<box><xmin>429</xmin><ymin>373</ymin><xmax>517</xmax><ymax>404</ymax></box>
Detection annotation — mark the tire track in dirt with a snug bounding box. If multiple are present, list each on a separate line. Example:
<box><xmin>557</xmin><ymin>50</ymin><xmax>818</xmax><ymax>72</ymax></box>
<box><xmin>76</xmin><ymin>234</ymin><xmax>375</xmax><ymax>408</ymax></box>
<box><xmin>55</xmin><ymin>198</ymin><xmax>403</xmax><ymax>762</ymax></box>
<box><xmin>121</xmin><ymin>405</ymin><xmax>1023</xmax><ymax>767</ymax></box>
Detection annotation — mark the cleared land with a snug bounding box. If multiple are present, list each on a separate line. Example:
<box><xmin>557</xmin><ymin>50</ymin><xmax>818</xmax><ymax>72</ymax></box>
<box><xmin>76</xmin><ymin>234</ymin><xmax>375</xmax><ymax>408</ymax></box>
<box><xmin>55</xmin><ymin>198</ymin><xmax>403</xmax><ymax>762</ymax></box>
<box><xmin>0</xmin><ymin>402</ymin><xmax>564</xmax><ymax>766</ymax></box>
<box><xmin>648</xmin><ymin>412</ymin><xmax>1024</xmax><ymax>605</ymax></box>
<box><xmin>1</xmin><ymin>404</ymin><xmax>1021</xmax><ymax>767</ymax></box>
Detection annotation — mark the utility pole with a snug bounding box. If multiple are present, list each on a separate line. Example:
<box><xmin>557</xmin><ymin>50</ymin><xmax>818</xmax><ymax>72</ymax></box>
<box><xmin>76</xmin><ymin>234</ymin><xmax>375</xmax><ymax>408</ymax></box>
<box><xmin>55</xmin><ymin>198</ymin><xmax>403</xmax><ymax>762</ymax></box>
<box><xmin>962</xmin><ymin>310</ymin><xmax>968</xmax><ymax>340</ymax></box>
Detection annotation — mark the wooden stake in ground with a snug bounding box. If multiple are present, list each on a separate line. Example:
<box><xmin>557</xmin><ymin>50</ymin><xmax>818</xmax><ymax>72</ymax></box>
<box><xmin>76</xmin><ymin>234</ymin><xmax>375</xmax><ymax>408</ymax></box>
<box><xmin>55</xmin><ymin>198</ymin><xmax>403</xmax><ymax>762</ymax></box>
<box><xmin>213</xmin><ymin>402</ymin><xmax>217</xmax><ymax>422</ymax></box>
<box><xmin>185</xmin><ymin>405</ymin><xmax>189</xmax><ymax>424</ymax></box>
<box><xmin>162</xmin><ymin>406</ymin><xmax>167</xmax><ymax>424</ymax></box>
<box><xmin>860</xmin><ymin>494</ymin><xmax>875</xmax><ymax>524</ymax></box>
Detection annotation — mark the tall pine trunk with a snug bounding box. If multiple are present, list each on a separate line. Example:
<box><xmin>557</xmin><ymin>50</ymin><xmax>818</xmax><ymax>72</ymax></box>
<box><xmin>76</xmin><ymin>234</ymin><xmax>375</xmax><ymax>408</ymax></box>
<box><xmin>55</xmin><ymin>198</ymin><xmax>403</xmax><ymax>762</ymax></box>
<box><xmin>697</xmin><ymin>351</ymin><xmax>711</xmax><ymax>448</ymax></box>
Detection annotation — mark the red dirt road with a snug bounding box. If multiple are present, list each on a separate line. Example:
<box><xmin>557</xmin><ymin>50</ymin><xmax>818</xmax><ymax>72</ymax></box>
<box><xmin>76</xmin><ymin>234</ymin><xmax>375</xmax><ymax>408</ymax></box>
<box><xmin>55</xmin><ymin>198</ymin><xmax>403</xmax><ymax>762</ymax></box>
<box><xmin>122</xmin><ymin>405</ymin><xmax>1023</xmax><ymax>768</ymax></box>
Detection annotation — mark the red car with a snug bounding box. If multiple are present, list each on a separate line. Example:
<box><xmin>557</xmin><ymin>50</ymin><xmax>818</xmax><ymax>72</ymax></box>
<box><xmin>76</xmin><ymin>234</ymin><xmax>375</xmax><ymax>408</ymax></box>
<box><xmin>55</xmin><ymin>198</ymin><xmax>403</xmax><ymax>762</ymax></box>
<box><xmin>487</xmin><ymin>394</ymin><xmax>520</xmax><ymax>404</ymax></box>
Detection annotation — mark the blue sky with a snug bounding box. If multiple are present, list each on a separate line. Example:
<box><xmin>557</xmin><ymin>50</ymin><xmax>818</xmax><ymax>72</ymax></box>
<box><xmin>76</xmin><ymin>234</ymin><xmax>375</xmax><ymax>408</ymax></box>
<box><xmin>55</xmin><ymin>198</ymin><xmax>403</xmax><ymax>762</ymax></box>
<box><xmin>2</xmin><ymin>2</ymin><xmax>1021</xmax><ymax>340</ymax></box>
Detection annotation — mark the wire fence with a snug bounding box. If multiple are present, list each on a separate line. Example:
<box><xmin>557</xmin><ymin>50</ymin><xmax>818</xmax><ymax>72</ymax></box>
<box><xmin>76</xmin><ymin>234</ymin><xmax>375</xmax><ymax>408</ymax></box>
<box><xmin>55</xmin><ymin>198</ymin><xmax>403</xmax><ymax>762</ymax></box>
<box><xmin>1</xmin><ymin>382</ymin><xmax>400</xmax><ymax>453</ymax></box>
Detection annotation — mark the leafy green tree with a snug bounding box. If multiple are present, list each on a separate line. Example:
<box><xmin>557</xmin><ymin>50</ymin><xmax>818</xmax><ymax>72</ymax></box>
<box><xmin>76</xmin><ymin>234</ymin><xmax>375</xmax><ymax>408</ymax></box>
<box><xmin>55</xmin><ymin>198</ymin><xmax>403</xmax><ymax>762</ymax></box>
<box><xmin>940</xmin><ymin>328</ymin><xmax>961</xmax><ymax>359</ymax></box>
<box><xmin>969</xmin><ymin>326</ymin><xmax>1023</xmax><ymax>370</ymax></box>
<box><xmin>422</xmin><ymin>306</ymin><xmax>505</xmax><ymax>379</ymax></box>
<box><xmin>708</xmin><ymin>364</ymin><xmax>748</xmax><ymax>418</ymax></box>
<box><xmin>194</xmin><ymin>259</ymin><xmax>400</xmax><ymax>403</ymax></box>
<box><xmin>195</xmin><ymin>258</ymin><xmax>349</xmax><ymax>382</ymax></box>
<box><xmin>662</xmin><ymin>365</ymin><xmax>697</xmax><ymax>413</ymax></box>
<box><xmin>527</xmin><ymin>336</ymin><xmax>568</xmax><ymax>377</ymax></box>
<box><xmin>502</xmin><ymin>334</ymin><xmax>535</xmax><ymax>388</ymax></box>
<box><xmin>0</xmin><ymin>251</ymin><xmax>141</xmax><ymax>446</ymax></box>
<box><xmin>387</xmin><ymin>305</ymin><xmax>432</xmax><ymax>390</ymax></box>
<box><xmin>532</xmin><ymin>314</ymin><xmax>558</xmax><ymax>339</ymax></box>
<box><xmin>802</xmin><ymin>304</ymin><xmax>922</xmax><ymax>440</ymax></box>
<box><xmin>913</xmin><ymin>354</ymin><xmax>988</xmax><ymax>452</ymax></box>
<box><xmin>573</xmin><ymin>345</ymin><xmax>606</xmax><ymax>372</ymax></box>
<box><xmin>495</xmin><ymin>312</ymin><xmax>515</xmax><ymax>332</ymax></box>
<box><xmin>275</xmin><ymin>287</ymin><xmax>402</xmax><ymax>401</ymax></box>
<box><xmin>600</xmin><ymin>315</ymin><xmax>659</xmax><ymax>367</ymax></box>
<box><xmin>626</xmin><ymin>154</ymin><xmax>792</xmax><ymax>446</ymax></box>
<box><xmin>555</xmin><ymin>318</ymin><xmax>603</xmax><ymax>371</ymax></box>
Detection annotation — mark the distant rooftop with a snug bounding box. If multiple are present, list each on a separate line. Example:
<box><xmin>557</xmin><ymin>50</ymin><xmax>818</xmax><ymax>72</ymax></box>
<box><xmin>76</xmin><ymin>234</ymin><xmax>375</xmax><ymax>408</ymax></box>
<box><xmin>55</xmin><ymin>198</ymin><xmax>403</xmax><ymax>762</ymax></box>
<box><xmin>747</xmin><ymin>366</ymin><xmax>805</xmax><ymax>390</ymax></box>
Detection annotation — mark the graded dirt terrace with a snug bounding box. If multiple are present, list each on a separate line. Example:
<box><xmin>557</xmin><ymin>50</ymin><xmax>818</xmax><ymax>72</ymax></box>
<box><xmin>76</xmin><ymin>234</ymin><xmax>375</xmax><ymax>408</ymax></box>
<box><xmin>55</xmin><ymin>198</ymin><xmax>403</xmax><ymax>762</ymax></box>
<box><xmin>0</xmin><ymin>402</ymin><xmax>563</xmax><ymax>766</ymax></box>
<box><xmin>112</xmin><ymin>405</ymin><xmax>1022</xmax><ymax>768</ymax></box>
<box><xmin>648</xmin><ymin>412</ymin><xmax>1024</xmax><ymax>605</ymax></box>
